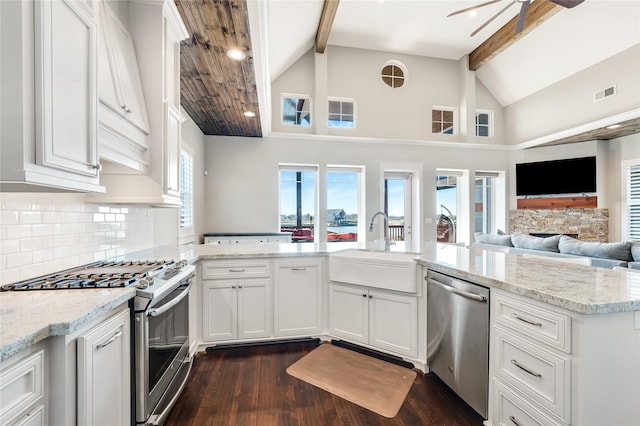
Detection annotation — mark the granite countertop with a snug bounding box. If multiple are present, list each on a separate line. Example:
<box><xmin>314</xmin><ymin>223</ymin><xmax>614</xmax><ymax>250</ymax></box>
<box><xmin>415</xmin><ymin>243</ymin><xmax>640</xmax><ymax>315</ymax></box>
<box><xmin>3</xmin><ymin>240</ymin><xmax>639</xmax><ymax>362</ymax></box>
<box><xmin>0</xmin><ymin>287</ymin><xmax>135</xmax><ymax>361</ymax></box>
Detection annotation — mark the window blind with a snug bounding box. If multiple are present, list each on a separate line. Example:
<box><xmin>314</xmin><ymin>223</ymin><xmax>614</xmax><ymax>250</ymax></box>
<box><xmin>180</xmin><ymin>151</ymin><xmax>194</xmax><ymax>229</ymax></box>
<box><xmin>628</xmin><ymin>163</ymin><xmax>640</xmax><ymax>240</ymax></box>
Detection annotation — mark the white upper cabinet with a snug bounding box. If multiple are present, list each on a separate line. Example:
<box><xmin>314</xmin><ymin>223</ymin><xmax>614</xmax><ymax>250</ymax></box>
<box><xmin>97</xmin><ymin>0</ymin><xmax>150</xmax><ymax>171</ymax></box>
<box><xmin>87</xmin><ymin>0</ymin><xmax>189</xmax><ymax>206</ymax></box>
<box><xmin>0</xmin><ymin>0</ymin><xmax>104</xmax><ymax>193</ymax></box>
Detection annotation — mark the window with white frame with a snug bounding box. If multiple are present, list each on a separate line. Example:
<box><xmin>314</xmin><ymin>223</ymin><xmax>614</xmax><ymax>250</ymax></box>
<box><xmin>282</xmin><ymin>94</ymin><xmax>311</xmax><ymax>126</ymax></box>
<box><xmin>328</xmin><ymin>98</ymin><xmax>355</xmax><ymax>129</ymax></box>
<box><xmin>624</xmin><ymin>159</ymin><xmax>640</xmax><ymax>240</ymax></box>
<box><xmin>476</xmin><ymin>110</ymin><xmax>493</xmax><ymax>137</ymax></box>
<box><xmin>432</xmin><ymin>107</ymin><xmax>456</xmax><ymax>135</ymax></box>
<box><xmin>475</xmin><ymin>173</ymin><xmax>499</xmax><ymax>234</ymax></box>
<box><xmin>327</xmin><ymin>166</ymin><xmax>364</xmax><ymax>242</ymax></box>
<box><xmin>179</xmin><ymin>150</ymin><xmax>194</xmax><ymax>229</ymax></box>
<box><xmin>279</xmin><ymin>165</ymin><xmax>317</xmax><ymax>242</ymax></box>
<box><xmin>381</xmin><ymin>61</ymin><xmax>407</xmax><ymax>88</ymax></box>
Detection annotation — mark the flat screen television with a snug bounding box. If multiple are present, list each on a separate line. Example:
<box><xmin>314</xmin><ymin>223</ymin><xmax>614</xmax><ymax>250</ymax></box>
<box><xmin>515</xmin><ymin>156</ymin><xmax>596</xmax><ymax>196</ymax></box>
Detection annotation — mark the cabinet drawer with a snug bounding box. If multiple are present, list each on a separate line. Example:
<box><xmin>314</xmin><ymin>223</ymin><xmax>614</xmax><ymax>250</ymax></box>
<box><xmin>493</xmin><ymin>379</ymin><xmax>562</xmax><ymax>426</ymax></box>
<box><xmin>0</xmin><ymin>350</ymin><xmax>44</xmax><ymax>425</ymax></box>
<box><xmin>494</xmin><ymin>293</ymin><xmax>571</xmax><ymax>353</ymax></box>
<box><xmin>201</xmin><ymin>261</ymin><xmax>271</xmax><ymax>279</ymax></box>
<box><xmin>494</xmin><ymin>327</ymin><xmax>570</xmax><ymax>423</ymax></box>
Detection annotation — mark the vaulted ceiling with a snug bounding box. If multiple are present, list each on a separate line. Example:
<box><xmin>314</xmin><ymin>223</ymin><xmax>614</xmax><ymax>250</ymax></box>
<box><xmin>174</xmin><ymin>0</ymin><xmax>640</xmax><ymax>143</ymax></box>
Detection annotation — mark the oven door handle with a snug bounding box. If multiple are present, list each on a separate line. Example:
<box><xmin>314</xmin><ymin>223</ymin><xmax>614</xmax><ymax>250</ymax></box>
<box><xmin>147</xmin><ymin>280</ymin><xmax>193</xmax><ymax>317</ymax></box>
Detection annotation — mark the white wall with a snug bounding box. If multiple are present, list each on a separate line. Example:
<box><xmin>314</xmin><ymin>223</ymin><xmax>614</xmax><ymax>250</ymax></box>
<box><xmin>271</xmin><ymin>46</ymin><xmax>505</xmax><ymax>143</ymax></box>
<box><xmin>504</xmin><ymin>45</ymin><xmax>640</xmax><ymax>145</ymax></box>
<box><xmin>203</xmin><ymin>135</ymin><xmax>511</xmax><ymax>243</ymax></box>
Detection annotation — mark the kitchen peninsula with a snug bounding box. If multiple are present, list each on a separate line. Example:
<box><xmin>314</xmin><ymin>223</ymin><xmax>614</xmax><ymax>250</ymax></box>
<box><xmin>1</xmin><ymin>242</ymin><xmax>639</xmax><ymax>426</ymax></box>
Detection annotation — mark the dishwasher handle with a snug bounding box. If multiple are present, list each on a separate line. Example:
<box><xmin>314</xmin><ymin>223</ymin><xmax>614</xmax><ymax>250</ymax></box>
<box><xmin>428</xmin><ymin>277</ymin><xmax>487</xmax><ymax>303</ymax></box>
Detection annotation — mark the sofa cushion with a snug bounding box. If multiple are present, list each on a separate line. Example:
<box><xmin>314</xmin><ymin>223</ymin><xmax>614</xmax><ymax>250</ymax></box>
<box><xmin>511</xmin><ymin>233</ymin><xmax>561</xmax><ymax>253</ymax></box>
<box><xmin>474</xmin><ymin>232</ymin><xmax>513</xmax><ymax>247</ymax></box>
<box><xmin>558</xmin><ymin>236</ymin><xmax>633</xmax><ymax>261</ymax></box>
<box><xmin>631</xmin><ymin>242</ymin><xmax>640</xmax><ymax>262</ymax></box>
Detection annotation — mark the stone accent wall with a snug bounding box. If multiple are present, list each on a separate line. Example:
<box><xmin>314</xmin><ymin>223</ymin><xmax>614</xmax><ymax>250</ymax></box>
<box><xmin>509</xmin><ymin>208</ymin><xmax>609</xmax><ymax>242</ymax></box>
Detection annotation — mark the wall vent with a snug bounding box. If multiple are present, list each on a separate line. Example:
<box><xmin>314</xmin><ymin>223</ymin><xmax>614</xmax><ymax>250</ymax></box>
<box><xmin>593</xmin><ymin>85</ymin><xmax>616</xmax><ymax>102</ymax></box>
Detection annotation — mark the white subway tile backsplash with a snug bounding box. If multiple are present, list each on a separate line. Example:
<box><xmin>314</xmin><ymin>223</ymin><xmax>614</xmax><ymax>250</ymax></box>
<box><xmin>0</xmin><ymin>193</ymin><xmax>155</xmax><ymax>284</ymax></box>
<box><xmin>20</xmin><ymin>211</ymin><xmax>42</xmax><ymax>224</ymax></box>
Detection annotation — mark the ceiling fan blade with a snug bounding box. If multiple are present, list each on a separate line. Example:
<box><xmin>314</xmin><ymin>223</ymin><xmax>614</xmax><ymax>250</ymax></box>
<box><xmin>471</xmin><ymin>0</ymin><xmax>516</xmax><ymax>37</ymax></box>
<box><xmin>514</xmin><ymin>0</ymin><xmax>530</xmax><ymax>33</ymax></box>
<box><xmin>548</xmin><ymin>0</ymin><xmax>585</xmax><ymax>8</ymax></box>
<box><xmin>447</xmin><ymin>0</ymin><xmax>502</xmax><ymax>17</ymax></box>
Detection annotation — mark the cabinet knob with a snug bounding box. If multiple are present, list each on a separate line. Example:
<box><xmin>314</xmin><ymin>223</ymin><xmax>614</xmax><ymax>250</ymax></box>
<box><xmin>368</xmin><ymin>295</ymin><xmax>373</xmax><ymax>299</ymax></box>
<box><xmin>362</xmin><ymin>293</ymin><xmax>367</xmax><ymax>297</ymax></box>
<box><xmin>231</xmin><ymin>285</ymin><xmax>236</xmax><ymax>289</ymax></box>
<box><xmin>91</xmin><ymin>163</ymin><xmax>101</xmax><ymax>171</ymax></box>
<box><xmin>238</xmin><ymin>284</ymin><xmax>243</xmax><ymax>289</ymax></box>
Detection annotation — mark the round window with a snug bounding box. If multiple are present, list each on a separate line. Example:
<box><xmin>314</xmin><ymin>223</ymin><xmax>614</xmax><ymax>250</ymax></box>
<box><xmin>381</xmin><ymin>61</ymin><xmax>407</xmax><ymax>88</ymax></box>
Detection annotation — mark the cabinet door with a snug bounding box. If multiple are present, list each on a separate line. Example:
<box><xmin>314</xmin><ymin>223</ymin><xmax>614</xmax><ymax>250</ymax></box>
<box><xmin>76</xmin><ymin>308</ymin><xmax>130</xmax><ymax>426</ymax></box>
<box><xmin>328</xmin><ymin>283</ymin><xmax>368</xmax><ymax>344</ymax></box>
<box><xmin>35</xmin><ymin>0</ymin><xmax>99</xmax><ymax>177</ymax></box>
<box><xmin>164</xmin><ymin>103</ymin><xmax>181</xmax><ymax>198</ymax></box>
<box><xmin>203</xmin><ymin>281</ymin><xmax>237</xmax><ymax>341</ymax></box>
<box><xmin>274</xmin><ymin>262</ymin><xmax>322</xmax><ymax>337</ymax></box>
<box><xmin>101</xmin><ymin>2</ymin><xmax>150</xmax><ymax>133</ymax></box>
<box><xmin>12</xmin><ymin>404</ymin><xmax>45</xmax><ymax>426</ymax></box>
<box><xmin>238</xmin><ymin>279</ymin><xmax>271</xmax><ymax>339</ymax></box>
<box><xmin>369</xmin><ymin>290</ymin><xmax>418</xmax><ymax>357</ymax></box>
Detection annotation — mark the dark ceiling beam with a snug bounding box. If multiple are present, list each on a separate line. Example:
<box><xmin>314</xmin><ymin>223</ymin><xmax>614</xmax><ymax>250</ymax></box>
<box><xmin>315</xmin><ymin>0</ymin><xmax>340</xmax><ymax>53</ymax></box>
<box><xmin>469</xmin><ymin>0</ymin><xmax>562</xmax><ymax>71</ymax></box>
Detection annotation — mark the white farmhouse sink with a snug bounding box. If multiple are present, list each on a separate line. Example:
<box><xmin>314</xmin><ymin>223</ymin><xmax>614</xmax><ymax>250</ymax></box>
<box><xmin>329</xmin><ymin>249</ymin><xmax>419</xmax><ymax>293</ymax></box>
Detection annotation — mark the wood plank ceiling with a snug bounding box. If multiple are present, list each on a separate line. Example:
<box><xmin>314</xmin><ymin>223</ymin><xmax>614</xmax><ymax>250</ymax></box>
<box><xmin>175</xmin><ymin>0</ymin><xmax>262</xmax><ymax>137</ymax></box>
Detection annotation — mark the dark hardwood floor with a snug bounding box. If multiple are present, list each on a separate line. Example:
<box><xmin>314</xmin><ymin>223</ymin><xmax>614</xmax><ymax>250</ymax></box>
<box><xmin>165</xmin><ymin>340</ymin><xmax>485</xmax><ymax>426</ymax></box>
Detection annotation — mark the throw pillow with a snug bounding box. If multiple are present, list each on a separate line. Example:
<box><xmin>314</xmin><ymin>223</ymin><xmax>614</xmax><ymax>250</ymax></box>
<box><xmin>474</xmin><ymin>232</ymin><xmax>513</xmax><ymax>247</ymax></box>
<box><xmin>630</xmin><ymin>241</ymin><xmax>640</xmax><ymax>261</ymax></box>
<box><xmin>511</xmin><ymin>233</ymin><xmax>561</xmax><ymax>253</ymax></box>
<box><xmin>558</xmin><ymin>236</ymin><xmax>633</xmax><ymax>261</ymax></box>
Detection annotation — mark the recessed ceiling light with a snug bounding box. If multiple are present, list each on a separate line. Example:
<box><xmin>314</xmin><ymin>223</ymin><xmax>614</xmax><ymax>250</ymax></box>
<box><xmin>226</xmin><ymin>49</ymin><xmax>246</xmax><ymax>61</ymax></box>
<box><xmin>243</xmin><ymin>111</ymin><xmax>256</xmax><ymax>118</ymax></box>
<box><xmin>606</xmin><ymin>124</ymin><xmax>622</xmax><ymax>129</ymax></box>
<box><xmin>468</xmin><ymin>10</ymin><xmax>477</xmax><ymax>18</ymax></box>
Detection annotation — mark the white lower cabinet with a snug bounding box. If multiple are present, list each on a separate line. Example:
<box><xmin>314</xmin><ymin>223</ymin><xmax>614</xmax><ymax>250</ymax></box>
<box><xmin>329</xmin><ymin>282</ymin><xmax>418</xmax><ymax>358</ymax></box>
<box><xmin>203</xmin><ymin>278</ymin><xmax>271</xmax><ymax>342</ymax></box>
<box><xmin>273</xmin><ymin>258</ymin><xmax>323</xmax><ymax>337</ymax></box>
<box><xmin>76</xmin><ymin>307</ymin><xmax>131</xmax><ymax>426</ymax></box>
<box><xmin>0</xmin><ymin>345</ymin><xmax>47</xmax><ymax>426</ymax></box>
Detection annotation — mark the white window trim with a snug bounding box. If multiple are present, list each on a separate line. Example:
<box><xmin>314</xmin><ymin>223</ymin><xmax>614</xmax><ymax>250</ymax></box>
<box><xmin>327</xmin><ymin>165</ymin><xmax>365</xmax><ymax>242</ymax></box>
<box><xmin>432</xmin><ymin>106</ymin><xmax>458</xmax><ymax>136</ymax></box>
<box><xmin>178</xmin><ymin>145</ymin><xmax>195</xmax><ymax>245</ymax></box>
<box><xmin>381</xmin><ymin>60</ymin><xmax>408</xmax><ymax>89</ymax></box>
<box><xmin>328</xmin><ymin>96</ymin><xmax>356</xmax><ymax>129</ymax></box>
<box><xmin>278</xmin><ymin>164</ymin><xmax>319</xmax><ymax>241</ymax></box>
<box><xmin>281</xmin><ymin>93</ymin><xmax>312</xmax><ymax>126</ymax></box>
<box><xmin>475</xmin><ymin>109</ymin><xmax>494</xmax><ymax>138</ymax></box>
<box><xmin>622</xmin><ymin>158</ymin><xmax>640</xmax><ymax>240</ymax></box>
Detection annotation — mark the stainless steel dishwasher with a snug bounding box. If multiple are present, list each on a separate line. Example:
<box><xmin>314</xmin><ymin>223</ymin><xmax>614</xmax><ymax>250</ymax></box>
<box><xmin>426</xmin><ymin>269</ymin><xmax>489</xmax><ymax>418</ymax></box>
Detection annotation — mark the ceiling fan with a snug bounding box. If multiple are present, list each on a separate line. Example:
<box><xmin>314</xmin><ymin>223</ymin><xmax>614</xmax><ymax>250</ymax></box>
<box><xmin>448</xmin><ymin>0</ymin><xmax>585</xmax><ymax>37</ymax></box>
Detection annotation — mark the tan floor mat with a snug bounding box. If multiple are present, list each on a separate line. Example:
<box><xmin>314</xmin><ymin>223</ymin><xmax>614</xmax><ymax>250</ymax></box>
<box><xmin>286</xmin><ymin>343</ymin><xmax>417</xmax><ymax>418</ymax></box>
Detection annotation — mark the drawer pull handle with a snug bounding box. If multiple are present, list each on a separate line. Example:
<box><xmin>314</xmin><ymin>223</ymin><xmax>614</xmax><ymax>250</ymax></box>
<box><xmin>290</xmin><ymin>267</ymin><xmax>307</xmax><ymax>271</ymax></box>
<box><xmin>509</xmin><ymin>415</ymin><xmax>522</xmax><ymax>426</ymax></box>
<box><xmin>511</xmin><ymin>359</ymin><xmax>542</xmax><ymax>378</ymax></box>
<box><xmin>96</xmin><ymin>329</ymin><xmax>123</xmax><ymax>350</ymax></box>
<box><xmin>512</xmin><ymin>313</ymin><xmax>542</xmax><ymax>327</ymax></box>
<box><xmin>229</xmin><ymin>269</ymin><xmax>246</xmax><ymax>272</ymax></box>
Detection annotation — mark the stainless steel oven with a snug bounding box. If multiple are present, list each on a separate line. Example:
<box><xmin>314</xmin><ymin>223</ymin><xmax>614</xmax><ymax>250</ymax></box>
<box><xmin>135</xmin><ymin>267</ymin><xmax>195</xmax><ymax>425</ymax></box>
<box><xmin>2</xmin><ymin>259</ymin><xmax>195</xmax><ymax>425</ymax></box>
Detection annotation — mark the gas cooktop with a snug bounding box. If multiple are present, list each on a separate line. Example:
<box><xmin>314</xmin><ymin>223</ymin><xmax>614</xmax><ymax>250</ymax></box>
<box><xmin>1</xmin><ymin>260</ymin><xmax>188</xmax><ymax>291</ymax></box>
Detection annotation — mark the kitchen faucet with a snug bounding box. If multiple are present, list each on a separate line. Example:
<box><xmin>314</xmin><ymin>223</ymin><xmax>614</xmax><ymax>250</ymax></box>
<box><xmin>368</xmin><ymin>211</ymin><xmax>392</xmax><ymax>249</ymax></box>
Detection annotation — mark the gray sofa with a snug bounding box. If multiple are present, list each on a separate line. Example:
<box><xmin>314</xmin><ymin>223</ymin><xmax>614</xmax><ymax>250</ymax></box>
<box><xmin>472</xmin><ymin>232</ymin><xmax>640</xmax><ymax>270</ymax></box>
